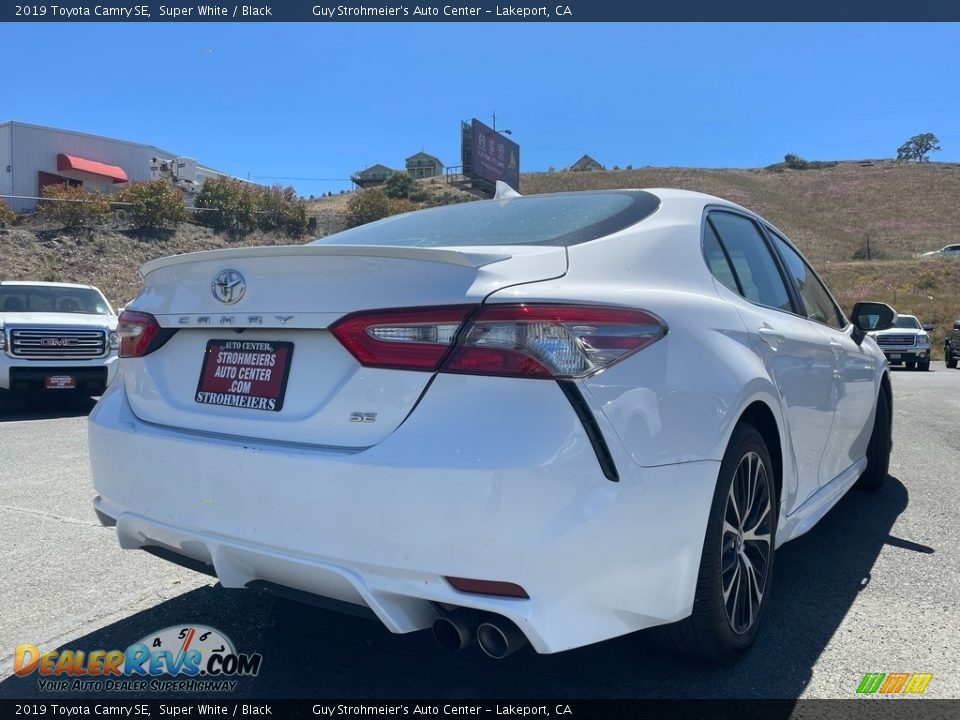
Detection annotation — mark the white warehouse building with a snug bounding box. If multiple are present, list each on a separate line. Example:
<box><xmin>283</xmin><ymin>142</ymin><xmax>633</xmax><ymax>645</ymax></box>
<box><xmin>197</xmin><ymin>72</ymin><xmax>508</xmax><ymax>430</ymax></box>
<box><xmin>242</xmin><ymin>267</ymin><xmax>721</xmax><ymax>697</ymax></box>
<box><xmin>0</xmin><ymin>121</ymin><xmax>236</xmax><ymax>212</ymax></box>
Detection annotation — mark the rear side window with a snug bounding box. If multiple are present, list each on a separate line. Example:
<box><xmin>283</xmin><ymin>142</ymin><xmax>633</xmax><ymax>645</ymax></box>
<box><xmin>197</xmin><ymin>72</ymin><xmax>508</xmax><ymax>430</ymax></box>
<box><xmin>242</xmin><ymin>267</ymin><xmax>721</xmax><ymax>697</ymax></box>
<box><xmin>767</xmin><ymin>230</ymin><xmax>845</xmax><ymax>329</ymax></box>
<box><xmin>707</xmin><ymin>212</ymin><xmax>792</xmax><ymax>312</ymax></box>
<box><xmin>703</xmin><ymin>222</ymin><xmax>741</xmax><ymax>295</ymax></box>
<box><xmin>310</xmin><ymin>191</ymin><xmax>661</xmax><ymax>248</ymax></box>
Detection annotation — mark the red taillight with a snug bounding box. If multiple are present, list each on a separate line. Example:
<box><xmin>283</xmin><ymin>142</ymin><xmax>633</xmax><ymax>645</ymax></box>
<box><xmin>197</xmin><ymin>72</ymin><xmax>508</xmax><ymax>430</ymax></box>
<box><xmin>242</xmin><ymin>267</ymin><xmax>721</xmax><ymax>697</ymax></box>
<box><xmin>442</xmin><ymin>304</ymin><xmax>665</xmax><ymax>379</ymax></box>
<box><xmin>330</xmin><ymin>303</ymin><xmax>665</xmax><ymax>378</ymax></box>
<box><xmin>330</xmin><ymin>305</ymin><xmax>477</xmax><ymax>371</ymax></box>
<box><xmin>118</xmin><ymin>310</ymin><xmax>161</xmax><ymax>358</ymax></box>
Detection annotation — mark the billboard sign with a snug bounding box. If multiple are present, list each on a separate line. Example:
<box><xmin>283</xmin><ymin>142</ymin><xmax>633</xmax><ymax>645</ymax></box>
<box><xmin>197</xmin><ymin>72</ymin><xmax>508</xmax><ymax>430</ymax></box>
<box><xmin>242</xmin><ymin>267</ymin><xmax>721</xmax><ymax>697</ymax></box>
<box><xmin>463</xmin><ymin>118</ymin><xmax>520</xmax><ymax>191</ymax></box>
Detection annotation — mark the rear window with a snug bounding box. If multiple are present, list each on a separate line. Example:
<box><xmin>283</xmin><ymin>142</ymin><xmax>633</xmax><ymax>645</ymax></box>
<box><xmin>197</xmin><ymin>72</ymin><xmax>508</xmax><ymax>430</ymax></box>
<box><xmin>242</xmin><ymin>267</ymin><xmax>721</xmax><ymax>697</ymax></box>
<box><xmin>310</xmin><ymin>191</ymin><xmax>661</xmax><ymax>248</ymax></box>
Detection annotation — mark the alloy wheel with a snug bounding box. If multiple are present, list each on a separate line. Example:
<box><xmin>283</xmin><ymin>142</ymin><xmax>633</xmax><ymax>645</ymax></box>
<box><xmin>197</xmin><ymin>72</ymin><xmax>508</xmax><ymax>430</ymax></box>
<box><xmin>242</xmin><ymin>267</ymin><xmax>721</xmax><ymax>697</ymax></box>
<box><xmin>720</xmin><ymin>451</ymin><xmax>773</xmax><ymax>635</ymax></box>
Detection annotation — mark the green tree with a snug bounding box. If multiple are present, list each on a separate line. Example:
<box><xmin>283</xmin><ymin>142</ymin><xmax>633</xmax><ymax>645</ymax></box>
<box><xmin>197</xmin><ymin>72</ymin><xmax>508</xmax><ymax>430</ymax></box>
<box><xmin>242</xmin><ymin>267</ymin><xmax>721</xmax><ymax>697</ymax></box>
<box><xmin>784</xmin><ymin>153</ymin><xmax>809</xmax><ymax>170</ymax></box>
<box><xmin>346</xmin><ymin>188</ymin><xmax>391</xmax><ymax>227</ymax></box>
<box><xmin>38</xmin><ymin>184</ymin><xmax>111</xmax><ymax>234</ymax></box>
<box><xmin>116</xmin><ymin>180</ymin><xmax>187</xmax><ymax>236</ymax></box>
<box><xmin>195</xmin><ymin>177</ymin><xmax>257</xmax><ymax>238</ymax></box>
<box><xmin>255</xmin><ymin>184</ymin><xmax>308</xmax><ymax>238</ymax></box>
<box><xmin>345</xmin><ymin>188</ymin><xmax>420</xmax><ymax>228</ymax></box>
<box><xmin>384</xmin><ymin>172</ymin><xmax>415</xmax><ymax>199</ymax></box>
<box><xmin>896</xmin><ymin>133</ymin><xmax>941</xmax><ymax>163</ymax></box>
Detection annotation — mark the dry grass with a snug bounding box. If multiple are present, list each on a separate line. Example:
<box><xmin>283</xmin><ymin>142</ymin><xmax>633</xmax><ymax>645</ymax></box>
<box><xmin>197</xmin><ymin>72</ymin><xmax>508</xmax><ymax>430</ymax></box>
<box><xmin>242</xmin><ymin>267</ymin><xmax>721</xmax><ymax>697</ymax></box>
<box><xmin>522</xmin><ymin>161</ymin><xmax>960</xmax><ymax>264</ymax></box>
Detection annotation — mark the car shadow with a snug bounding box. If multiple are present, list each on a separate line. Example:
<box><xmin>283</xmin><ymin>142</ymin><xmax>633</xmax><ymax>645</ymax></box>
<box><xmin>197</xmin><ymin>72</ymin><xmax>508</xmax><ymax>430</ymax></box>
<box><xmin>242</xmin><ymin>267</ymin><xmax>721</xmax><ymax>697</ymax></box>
<box><xmin>0</xmin><ymin>475</ymin><xmax>914</xmax><ymax>700</ymax></box>
<box><xmin>0</xmin><ymin>395</ymin><xmax>98</xmax><ymax>422</ymax></box>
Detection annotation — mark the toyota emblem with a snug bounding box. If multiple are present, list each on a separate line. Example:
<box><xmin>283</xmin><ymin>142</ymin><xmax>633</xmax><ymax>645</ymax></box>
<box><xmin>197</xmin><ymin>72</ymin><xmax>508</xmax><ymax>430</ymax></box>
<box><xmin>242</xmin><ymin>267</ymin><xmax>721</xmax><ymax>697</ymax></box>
<box><xmin>212</xmin><ymin>269</ymin><xmax>246</xmax><ymax>305</ymax></box>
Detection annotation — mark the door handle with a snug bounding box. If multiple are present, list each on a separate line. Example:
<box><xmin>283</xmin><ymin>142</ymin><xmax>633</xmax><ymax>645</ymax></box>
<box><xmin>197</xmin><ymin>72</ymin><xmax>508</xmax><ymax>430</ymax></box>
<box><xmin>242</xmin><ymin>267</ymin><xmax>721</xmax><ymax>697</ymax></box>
<box><xmin>830</xmin><ymin>341</ymin><xmax>845</xmax><ymax>357</ymax></box>
<box><xmin>758</xmin><ymin>326</ymin><xmax>785</xmax><ymax>349</ymax></box>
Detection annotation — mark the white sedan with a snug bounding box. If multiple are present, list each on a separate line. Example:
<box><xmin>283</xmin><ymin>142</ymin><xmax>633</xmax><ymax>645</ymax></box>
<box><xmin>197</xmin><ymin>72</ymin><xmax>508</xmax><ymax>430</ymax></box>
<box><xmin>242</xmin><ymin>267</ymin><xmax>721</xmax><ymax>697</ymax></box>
<box><xmin>89</xmin><ymin>187</ymin><xmax>895</xmax><ymax>661</ymax></box>
<box><xmin>921</xmin><ymin>244</ymin><xmax>960</xmax><ymax>257</ymax></box>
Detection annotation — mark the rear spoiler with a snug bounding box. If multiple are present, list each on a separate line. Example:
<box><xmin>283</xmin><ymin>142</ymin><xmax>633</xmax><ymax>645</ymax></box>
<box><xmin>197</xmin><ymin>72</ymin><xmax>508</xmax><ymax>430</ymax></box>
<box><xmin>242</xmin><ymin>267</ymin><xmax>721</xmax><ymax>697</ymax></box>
<box><xmin>140</xmin><ymin>244</ymin><xmax>515</xmax><ymax>277</ymax></box>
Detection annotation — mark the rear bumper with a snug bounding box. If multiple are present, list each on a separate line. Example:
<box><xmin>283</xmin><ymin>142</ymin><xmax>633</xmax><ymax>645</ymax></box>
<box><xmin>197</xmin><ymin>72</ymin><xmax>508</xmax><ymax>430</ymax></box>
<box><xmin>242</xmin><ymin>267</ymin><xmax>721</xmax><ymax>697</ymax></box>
<box><xmin>88</xmin><ymin>375</ymin><xmax>719</xmax><ymax>653</ymax></box>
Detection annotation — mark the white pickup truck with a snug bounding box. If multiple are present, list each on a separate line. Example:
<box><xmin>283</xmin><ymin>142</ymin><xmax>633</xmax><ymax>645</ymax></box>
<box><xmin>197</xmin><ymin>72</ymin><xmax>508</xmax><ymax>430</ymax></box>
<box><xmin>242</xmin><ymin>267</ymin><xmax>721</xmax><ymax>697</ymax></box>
<box><xmin>867</xmin><ymin>313</ymin><xmax>933</xmax><ymax>371</ymax></box>
<box><xmin>0</xmin><ymin>281</ymin><xmax>119</xmax><ymax>397</ymax></box>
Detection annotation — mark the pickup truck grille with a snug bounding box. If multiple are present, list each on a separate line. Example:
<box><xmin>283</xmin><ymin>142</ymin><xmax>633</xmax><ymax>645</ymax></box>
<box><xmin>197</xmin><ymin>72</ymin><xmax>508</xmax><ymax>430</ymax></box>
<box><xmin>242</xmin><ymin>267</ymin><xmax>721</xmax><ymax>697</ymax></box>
<box><xmin>7</xmin><ymin>327</ymin><xmax>108</xmax><ymax>358</ymax></box>
<box><xmin>875</xmin><ymin>334</ymin><xmax>917</xmax><ymax>348</ymax></box>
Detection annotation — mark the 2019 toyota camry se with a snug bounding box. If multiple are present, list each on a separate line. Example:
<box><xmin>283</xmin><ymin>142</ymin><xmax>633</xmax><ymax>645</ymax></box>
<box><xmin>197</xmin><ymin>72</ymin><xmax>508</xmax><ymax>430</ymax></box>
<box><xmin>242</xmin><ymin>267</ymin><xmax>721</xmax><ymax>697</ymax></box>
<box><xmin>89</xmin><ymin>187</ymin><xmax>895</xmax><ymax>661</ymax></box>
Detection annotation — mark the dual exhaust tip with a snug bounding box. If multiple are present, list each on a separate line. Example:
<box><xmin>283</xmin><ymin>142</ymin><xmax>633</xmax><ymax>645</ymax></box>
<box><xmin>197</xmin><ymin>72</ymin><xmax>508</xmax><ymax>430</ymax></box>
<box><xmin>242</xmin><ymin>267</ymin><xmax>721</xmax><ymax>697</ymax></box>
<box><xmin>432</xmin><ymin>608</ymin><xmax>528</xmax><ymax>660</ymax></box>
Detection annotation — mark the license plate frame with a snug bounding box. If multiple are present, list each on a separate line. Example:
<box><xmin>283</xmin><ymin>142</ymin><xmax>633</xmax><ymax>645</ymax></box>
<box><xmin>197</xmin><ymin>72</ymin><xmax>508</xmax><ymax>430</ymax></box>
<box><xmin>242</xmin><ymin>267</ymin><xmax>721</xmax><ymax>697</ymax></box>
<box><xmin>195</xmin><ymin>339</ymin><xmax>294</xmax><ymax>412</ymax></box>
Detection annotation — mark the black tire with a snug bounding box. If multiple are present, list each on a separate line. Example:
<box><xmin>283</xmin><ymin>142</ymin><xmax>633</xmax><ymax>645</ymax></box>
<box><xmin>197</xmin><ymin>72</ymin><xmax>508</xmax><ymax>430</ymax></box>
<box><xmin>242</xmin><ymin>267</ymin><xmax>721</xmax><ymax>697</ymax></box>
<box><xmin>947</xmin><ymin>356</ymin><xmax>958</xmax><ymax>369</ymax></box>
<box><xmin>919</xmin><ymin>360</ymin><xmax>930</xmax><ymax>371</ymax></box>
<box><xmin>856</xmin><ymin>386</ymin><xmax>891</xmax><ymax>491</ymax></box>
<box><xmin>651</xmin><ymin>423</ymin><xmax>776</xmax><ymax>661</ymax></box>
<box><xmin>906</xmin><ymin>361</ymin><xmax>916</xmax><ymax>370</ymax></box>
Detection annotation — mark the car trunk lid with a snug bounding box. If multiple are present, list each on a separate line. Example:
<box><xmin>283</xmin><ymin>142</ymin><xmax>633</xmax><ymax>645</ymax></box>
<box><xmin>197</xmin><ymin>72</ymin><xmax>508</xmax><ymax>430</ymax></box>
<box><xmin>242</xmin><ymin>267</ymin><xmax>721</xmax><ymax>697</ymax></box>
<box><xmin>122</xmin><ymin>244</ymin><xmax>567</xmax><ymax>447</ymax></box>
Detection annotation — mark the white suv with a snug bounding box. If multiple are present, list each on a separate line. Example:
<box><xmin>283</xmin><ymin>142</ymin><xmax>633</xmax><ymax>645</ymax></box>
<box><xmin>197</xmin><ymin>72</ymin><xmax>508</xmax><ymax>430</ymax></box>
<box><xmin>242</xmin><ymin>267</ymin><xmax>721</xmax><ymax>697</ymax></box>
<box><xmin>0</xmin><ymin>281</ymin><xmax>120</xmax><ymax>397</ymax></box>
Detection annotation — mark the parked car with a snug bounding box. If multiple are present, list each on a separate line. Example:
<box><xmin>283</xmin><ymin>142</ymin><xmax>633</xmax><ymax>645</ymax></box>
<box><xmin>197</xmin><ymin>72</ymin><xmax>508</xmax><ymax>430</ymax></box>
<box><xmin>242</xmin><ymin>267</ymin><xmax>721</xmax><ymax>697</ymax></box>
<box><xmin>0</xmin><ymin>281</ymin><xmax>119</xmax><ymax>398</ymax></box>
<box><xmin>867</xmin><ymin>313</ymin><xmax>933</xmax><ymax>371</ymax></box>
<box><xmin>944</xmin><ymin>320</ymin><xmax>960</xmax><ymax>369</ymax></box>
<box><xmin>921</xmin><ymin>244</ymin><xmax>960</xmax><ymax>257</ymax></box>
<box><xmin>88</xmin><ymin>188</ymin><xmax>895</xmax><ymax>661</ymax></box>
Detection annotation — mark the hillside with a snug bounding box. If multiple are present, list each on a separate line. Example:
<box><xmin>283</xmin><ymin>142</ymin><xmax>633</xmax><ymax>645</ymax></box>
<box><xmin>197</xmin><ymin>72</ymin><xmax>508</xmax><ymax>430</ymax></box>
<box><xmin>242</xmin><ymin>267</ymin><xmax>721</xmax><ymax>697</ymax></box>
<box><xmin>2</xmin><ymin>160</ymin><xmax>959</xmax><ymax>356</ymax></box>
<box><xmin>520</xmin><ymin>160</ymin><xmax>960</xmax><ymax>264</ymax></box>
<box><xmin>0</xmin><ymin>220</ymin><xmax>294</xmax><ymax>307</ymax></box>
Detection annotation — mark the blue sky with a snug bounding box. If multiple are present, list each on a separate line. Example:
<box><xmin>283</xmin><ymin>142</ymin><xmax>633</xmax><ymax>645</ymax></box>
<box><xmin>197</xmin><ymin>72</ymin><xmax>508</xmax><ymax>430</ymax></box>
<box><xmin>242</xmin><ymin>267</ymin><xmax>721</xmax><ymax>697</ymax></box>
<box><xmin>1</xmin><ymin>22</ymin><xmax>958</xmax><ymax>196</ymax></box>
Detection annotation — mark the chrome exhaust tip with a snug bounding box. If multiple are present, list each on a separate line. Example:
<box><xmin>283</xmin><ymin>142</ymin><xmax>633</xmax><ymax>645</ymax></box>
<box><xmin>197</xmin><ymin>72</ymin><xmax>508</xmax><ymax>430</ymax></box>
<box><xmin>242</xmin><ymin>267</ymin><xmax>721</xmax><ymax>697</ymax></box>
<box><xmin>477</xmin><ymin>619</ymin><xmax>528</xmax><ymax>659</ymax></box>
<box><xmin>432</xmin><ymin>608</ymin><xmax>482</xmax><ymax>651</ymax></box>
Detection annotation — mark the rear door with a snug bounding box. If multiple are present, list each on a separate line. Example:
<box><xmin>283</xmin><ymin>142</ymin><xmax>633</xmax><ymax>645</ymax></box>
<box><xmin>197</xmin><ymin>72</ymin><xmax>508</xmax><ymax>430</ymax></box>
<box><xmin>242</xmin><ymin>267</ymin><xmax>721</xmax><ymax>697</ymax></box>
<box><xmin>765</xmin><ymin>229</ymin><xmax>878</xmax><ymax>486</ymax></box>
<box><xmin>705</xmin><ymin>211</ymin><xmax>834</xmax><ymax>506</ymax></box>
<box><xmin>122</xmin><ymin>244</ymin><xmax>567</xmax><ymax>448</ymax></box>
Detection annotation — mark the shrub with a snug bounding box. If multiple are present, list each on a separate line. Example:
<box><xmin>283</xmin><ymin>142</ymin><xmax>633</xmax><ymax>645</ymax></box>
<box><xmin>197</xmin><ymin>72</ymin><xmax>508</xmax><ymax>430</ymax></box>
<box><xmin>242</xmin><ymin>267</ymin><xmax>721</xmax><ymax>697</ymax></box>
<box><xmin>384</xmin><ymin>172</ymin><xmax>416</xmax><ymax>199</ymax></box>
<box><xmin>387</xmin><ymin>197</ymin><xmax>419</xmax><ymax>216</ymax></box>
<box><xmin>0</xmin><ymin>202</ymin><xmax>15</xmax><ymax>227</ymax></box>
<box><xmin>784</xmin><ymin>153</ymin><xmax>810</xmax><ymax>170</ymax></box>
<box><xmin>38</xmin><ymin>184</ymin><xmax>111</xmax><ymax>233</ymax></box>
<box><xmin>115</xmin><ymin>180</ymin><xmax>187</xmax><ymax>235</ymax></box>
<box><xmin>195</xmin><ymin>177</ymin><xmax>257</xmax><ymax>238</ymax></box>
<box><xmin>254</xmin><ymin>184</ymin><xmax>308</xmax><ymax>238</ymax></box>
<box><xmin>345</xmin><ymin>188</ymin><xmax>391</xmax><ymax>227</ymax></box>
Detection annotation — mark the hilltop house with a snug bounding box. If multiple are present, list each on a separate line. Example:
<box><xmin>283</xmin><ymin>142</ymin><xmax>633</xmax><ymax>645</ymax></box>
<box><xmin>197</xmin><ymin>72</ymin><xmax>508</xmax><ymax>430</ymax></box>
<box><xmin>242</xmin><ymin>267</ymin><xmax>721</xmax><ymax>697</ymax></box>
<box><xmin>351</xmin><ymin>163</ymin><xmax>397</xmax><ymax>189</ymax></box>
<box><xmin>569</xmin><ymin>154</ymin><xmax>605</xmax><ymax>172</ymax></box>
<box><xmin>405</xmin><ymin>151</ymin><xmax>443</xmax><ymax>179</ymax></box>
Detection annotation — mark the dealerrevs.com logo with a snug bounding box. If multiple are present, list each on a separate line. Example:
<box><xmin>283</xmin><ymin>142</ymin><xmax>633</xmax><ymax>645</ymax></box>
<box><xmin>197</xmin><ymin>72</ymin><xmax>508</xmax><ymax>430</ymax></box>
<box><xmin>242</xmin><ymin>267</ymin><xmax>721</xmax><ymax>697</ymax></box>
<box><xmin>14</xmin><ymin>625</ymin><xmax>262</xmax><ymax>693</ymax></box>
<box><xmin>856</xmin><ymin>673</ymin><xmax>933</xmax><ymax>695</ymax></box>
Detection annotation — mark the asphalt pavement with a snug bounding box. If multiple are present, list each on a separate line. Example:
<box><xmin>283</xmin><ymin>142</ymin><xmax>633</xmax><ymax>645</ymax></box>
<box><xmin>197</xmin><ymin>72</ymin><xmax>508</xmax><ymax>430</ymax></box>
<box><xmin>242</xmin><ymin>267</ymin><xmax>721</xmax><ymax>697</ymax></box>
<box><xmin>1</xmin><ymin>368</ymin><xmax>958</xmax><ymax>699</ymax></box>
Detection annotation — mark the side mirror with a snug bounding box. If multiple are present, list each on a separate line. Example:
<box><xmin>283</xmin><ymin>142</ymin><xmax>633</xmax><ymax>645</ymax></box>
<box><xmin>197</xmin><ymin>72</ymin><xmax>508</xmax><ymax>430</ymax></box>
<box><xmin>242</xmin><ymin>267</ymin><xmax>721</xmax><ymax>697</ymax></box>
<box><xmin>922</xmin><ymin>323</ymin><xmax>934</xmax><ymax>332</ymax></box>
<box><xmin>850</xmin><ymin>301</ymin><xmax>896</xmax><ymax>346</ymax></box>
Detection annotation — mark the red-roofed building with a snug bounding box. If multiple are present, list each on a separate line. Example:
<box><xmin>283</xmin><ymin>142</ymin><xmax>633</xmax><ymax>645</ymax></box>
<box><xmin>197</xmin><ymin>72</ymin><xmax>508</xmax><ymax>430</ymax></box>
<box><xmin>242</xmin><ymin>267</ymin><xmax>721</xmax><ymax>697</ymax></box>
<box><xmin>0</xmin><ymin>121</ymin><xmax>236</xmax><ymax>211</ymax></box>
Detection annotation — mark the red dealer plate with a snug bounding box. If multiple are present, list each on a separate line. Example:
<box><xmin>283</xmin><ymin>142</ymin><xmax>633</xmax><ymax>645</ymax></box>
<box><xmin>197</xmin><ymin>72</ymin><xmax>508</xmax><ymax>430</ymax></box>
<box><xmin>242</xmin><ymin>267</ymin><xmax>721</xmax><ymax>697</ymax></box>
<box><xmin>45</xmin><ymin>375</ymin><xmax>76</xmax><ymax>390</ymax></box>
<box><xmin>195</xmin><ymin>339</ymin><xmax>294</xmax><ymax>412</ymax></box>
